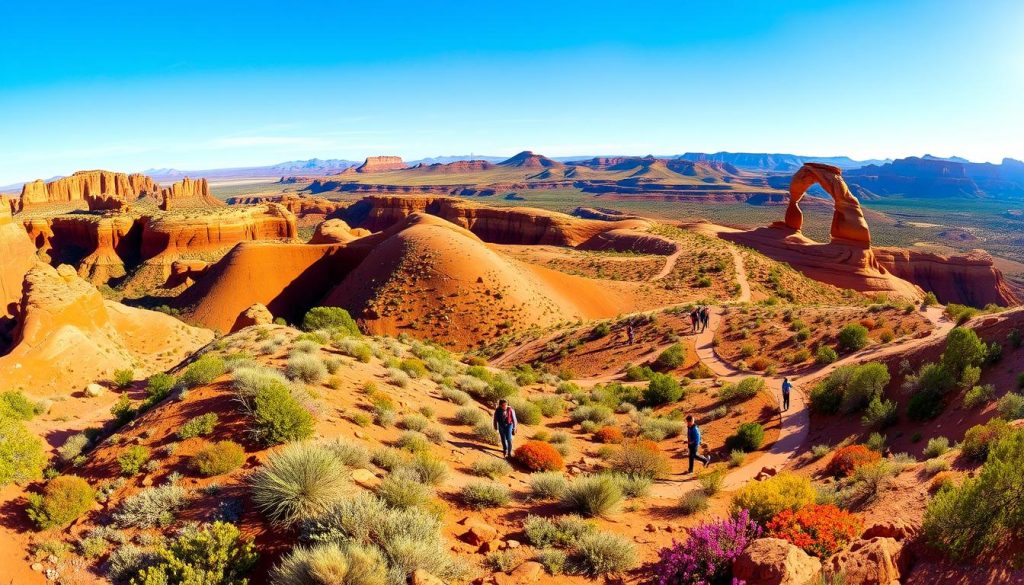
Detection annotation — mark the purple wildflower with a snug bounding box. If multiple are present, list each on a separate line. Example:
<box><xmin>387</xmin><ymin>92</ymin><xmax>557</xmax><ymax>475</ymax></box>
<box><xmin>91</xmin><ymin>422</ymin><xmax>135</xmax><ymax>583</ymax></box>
<box><xmin>652</xmin><ymin>509</ymin><xmax>761</xmax><ymax>585</ymax></box>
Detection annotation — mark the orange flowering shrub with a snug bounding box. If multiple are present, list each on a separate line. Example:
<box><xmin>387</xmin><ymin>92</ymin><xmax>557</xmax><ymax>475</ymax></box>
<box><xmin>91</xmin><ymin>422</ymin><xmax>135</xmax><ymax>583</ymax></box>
<box><xmin>859</xmin><ymin>318</ymin><xmax>877</xmax><ymax>330</ymax></box>
<box><xmin>767</xmin><ymin>504</ymin><xmax>862</xmax><ymax>558</ymax></box>
<box><xmin>593</xmin><ymin>426</ymin><xmax>624</xmax><ymax>444</ymax></box>
<box><xmin>929</xmin><ymin>471</ymin><xmax>958</xmax><ymax>493</ymax></box>
<box><xmin>514</xmin><ymin>441</ymin><xmax>565</xmax><ymax>471</ymax></box>
<box><xmin>826</xmin><ymin>445</ymin><xmax>880</xmax><ymax>477</ymax></box>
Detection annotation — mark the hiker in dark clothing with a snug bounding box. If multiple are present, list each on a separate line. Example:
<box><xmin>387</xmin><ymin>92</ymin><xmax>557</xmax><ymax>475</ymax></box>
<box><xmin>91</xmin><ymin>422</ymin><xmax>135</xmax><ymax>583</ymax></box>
<box><xmin>781</xmin><ymin>377</ymin><xmax>793</xmax><ymax>412</ymax></box>
<box><xmin>685</xmin><ymin>414</ymin><xmax>712</xmax><ymax>473</ymax></box>
<box><xmin>690</xmin><ymin>308</ymin><xmax>700</xmax><ymax>333</ymax></box>
<box><xmin>626</xmin><ymin>323</ymin><xmax>635</xmax><ymax>345</ymax></box>
<box><xmin>493</xmin><ymin>399</ymin><xmax>518</xmax><ymax>458</ymax></box>
<box><xmin>700</xmin><ymin>306</ymin><xmax>710</xmax><ymax>333</ymax></box>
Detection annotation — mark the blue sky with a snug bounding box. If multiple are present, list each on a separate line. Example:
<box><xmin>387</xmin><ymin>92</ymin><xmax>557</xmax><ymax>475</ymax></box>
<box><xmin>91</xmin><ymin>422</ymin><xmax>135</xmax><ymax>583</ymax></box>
<box><xmin>1</xmin><ymin>0</ymin><xmax>1021</xmax><ymax>184</ymax></box>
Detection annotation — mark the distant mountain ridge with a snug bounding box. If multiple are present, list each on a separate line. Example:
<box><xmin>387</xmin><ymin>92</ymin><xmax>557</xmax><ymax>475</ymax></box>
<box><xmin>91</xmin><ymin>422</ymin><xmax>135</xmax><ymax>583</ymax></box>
<box><xmin>845</xmin><ymin>156</ymin><xmax>1024</xmax><ymax>199</ymax></box>
<box><xmin>144</xmin><ymin>158</ymin><xmax>360</xmax><ymax>182</ymax></box>
<box><xmin>679</xmin><ymin>152</ymin><xmax>890</xmax><ymax>172</ymax></box>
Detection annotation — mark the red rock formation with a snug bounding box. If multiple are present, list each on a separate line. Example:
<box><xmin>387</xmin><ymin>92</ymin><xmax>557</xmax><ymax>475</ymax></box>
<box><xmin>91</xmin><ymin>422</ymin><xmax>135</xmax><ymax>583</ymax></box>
<box><xmin>18</xmin><ymin>170</ymin><xmax>158</xmax><ymax>211</ymax></box>
<box><xmin>351</xmin><ymin>156</ymin><xmax>406</xmax><ymax>173</ymax></box>
<box><xmin>309</xmin><ymin>219</ymin><xmax>371</xmax><ymax>244</ymax></box>
<box><xmin>158</xmin><ymin>177</ymin><xmax>224</xmax><ymax>210</ymax></box>
<box><xmin>874</xmin><ymin>247</ymin><xmax>1019</xmax><ymax>307</ymax></box>
<box><xmin>0</xmin><ymin>204</ymin><xmax>37</xmax><ymax>328</ymax></box>
<box><xmin>498</xmin><ymin>151</ymin><xmax>563</xmax><ymax>169</ymax></box>
<box><xmin>786</xmin><ymin>163</ymin><xmax>871</xmax><ymax>247</ymax></box>
<box><xmin>139</xmin><ymin>204</ymin><xmax>297</xmax><ymax>261</ymax></box>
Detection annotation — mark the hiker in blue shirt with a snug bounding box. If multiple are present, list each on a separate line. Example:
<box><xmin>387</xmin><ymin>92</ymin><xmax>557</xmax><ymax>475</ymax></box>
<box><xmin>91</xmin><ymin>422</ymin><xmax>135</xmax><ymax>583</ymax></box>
<box><xmin>493</xmin><ymin>399</ymin><xmax>518</xmax><ymax>458</ymax></box>
<box><xmin>685</xmin><ymin>414</ymin><xmax>711</xmax><ymax>473</ymax></box>
<box><xmin>781</xmin><ymin>377</ymin><xmax>793</xmax><ymax>412</ymax></box>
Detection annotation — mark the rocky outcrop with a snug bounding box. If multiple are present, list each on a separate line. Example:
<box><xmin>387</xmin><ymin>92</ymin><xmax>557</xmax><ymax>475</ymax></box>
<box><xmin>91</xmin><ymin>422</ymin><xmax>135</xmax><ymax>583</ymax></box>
<box><xmin>351</xmin><ymin>156</ymin><xmax>406</xmax><ymax>173</ymax></box>
<box><xmin>158</xmin><ymin>177</ymin><xmax>224</xmax><ymax>210</ymax></box>
<box><xmin>18</xmin><ymin>170</ymin><xmax>158</xmax><ymax>211</ymax></box>
<box><xmin>139</xmin><ymin>204</ymin><xmax>297</xmax><ymax>261</ymax></box>
<box><xmin>232</xmin><ymin>303</ymin><xmax>273</xmax><ymax>331</ymax></box>
<box><xmin>498</xmin><ymin>151</ymin><xmax>563</xmax><ymax>169</ymax></box>
<box><xmin>874</xmin><ymin>247</ymin><xmax>1019</xmax><ymax>307</ymax></box>
<box><xmin>824</xmin><ymin>537</ymin><xmax>907</xmax><ymax>585</ymax></box>
<box><xmin>785</xmin><ymin>163</ymin><xmax>871</xmax><ymax>247</ymax></box>
<box><xmin>732</xmin><ymin>538</ymin><xmax>821</xmax><ymax>585</ymax></box>
<box><xmin>0</xmin><ymin>204</ymin><xmax>37</xmax><ymax>337</ymax></box>
<box><xmin>309</xmin><ymin>219</ymin><xmax>371</xmax><ymax>244</ymax></box>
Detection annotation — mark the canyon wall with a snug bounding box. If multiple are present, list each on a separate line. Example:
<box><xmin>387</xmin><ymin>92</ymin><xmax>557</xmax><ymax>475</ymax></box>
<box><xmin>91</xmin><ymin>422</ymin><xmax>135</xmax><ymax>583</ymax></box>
<box><xmin>19</xmin><ymin>170</ymin><xmax>158</xmax><ymax>211</ymax></box>
<box><xmin>874</xmin><ymin>247</ymin><xmax>1020</xmax><ymax>307</ymax></box>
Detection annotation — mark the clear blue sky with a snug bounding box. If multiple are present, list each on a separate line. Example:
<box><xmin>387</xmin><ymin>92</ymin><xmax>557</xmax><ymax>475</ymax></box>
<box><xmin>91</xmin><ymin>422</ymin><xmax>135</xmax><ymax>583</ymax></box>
<box><xmin>1</xmin><ymin>0</ymin><xmax>1021</xmax><ymax>184</ymax></box>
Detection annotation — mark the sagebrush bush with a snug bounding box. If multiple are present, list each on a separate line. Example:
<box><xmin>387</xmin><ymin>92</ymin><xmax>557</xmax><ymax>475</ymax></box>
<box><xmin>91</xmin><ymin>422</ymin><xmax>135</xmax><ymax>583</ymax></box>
<box><xmin>57</xmin><ymin>433</ymin><xmax>89</xmax><ymax>463</ymax></box>
<box><xmin>286</xmin><ymin>354</ymin><xmax>328</xmax><ymax>384</ymax></box>
<box><xmin>612</xmin><ymin>439</ymin><xmax>670</xmax><ymax>479</ymax></box>
<box><xmin>302</xmin><ymin>306</ymin><xmax>360</xmax><ymax>335</ymax></box>
<box><xmin>454</xmin><ymin>406</ymin><xmax>486</xmax><ymax>426</ymax></box>
<box><xmin>251</xmin><ymin>442</ymin><xmax>350</xmax><ymax>526</ymax></box>
<box><xmin>570</xmin><ymin>404</ymin><xmax>613</xmax><ymax>425</ymax></box>
<box><xmin>726</xmin><ymin>422</ymin><xmax>765</xmax><ymax>452</ymax></box>
<box><xmin>523</xmin><ymin>515</ymin><xmax>597</xmax><ymax>548</ymax></box>
<box><xmin>327</xmin><ymin>439</ymin><xmax>371</xmax><ymax>469</ymax></box>
<box><xmin>530</xmin><ymin>471</ymin><xmax>568</xmax><ymax>500</ymax></box>
<box><xmin>192</xmin><ymin>440</ymin><xmax>246</xmax><ymax>477</ymax></box>
<box><xmin>719</xmin><ymin>376</ymin><xmax>765</xmax><ymax>401</ymax></box>
<box><xmin>460</xmin><ymin>481</ymin><xmax>511</xmax><ymax>509</ymax></box>
<box><xmin>470</xmin><ymin>458</ymin><xmax>513</xmax><ymax>479</ymax></box>
<box><xmin>377</xmin><ymin>468</ymin><xmax>433</xmax><ymax>510</ymax></box>
<box><xmin>532</xmin><ymin>395</ymin><xmax>566</xmax><ymax>417</ymax></box>
<box><xmin>561</xmin><ymin>475</ymin><xmax>622</xmax><ymax>517</ymax></box>
<box><xmin>472</xmin><ymin>421</ymin><xmax>500</xmax><ymax>445</ymax></box>
<box><xmin>407</xmin><ymin>452</ymin><xmax>448</xmax><ymax>486</ymax></box>
<box><xmin>507</xmin><ymin>396</ymin><xmax>542</xmax><ymax>425</ymax></box>
<box><xmin>570</xmin><ymin>531</ymin><xmax>637</xmax><ymax>575</ymax></box>
<box><xmin>242</xmin><ymin>377</ymin><xmax>315</xmax><ymax>446</ymax></box>
<box><xmin>963</xmin><ymin>383</ymin><xmax>996</xmax><ymax>408</ymax></box>
<box><xmin>923</xmin><ymin>436</ymin><xmax>951</xmax><ymax>459</ymax></box>
<box><xmin>515</xmin><ymin>441</ymin><xmax>565</xmax><ymax>471</ymax></box>
<box><xmin>826</xmin><ymin>445</ymin><xmax>880</xmax><ymax>477</ymax></box>
<box><xmin>678</xmin><ymin>490</ymin><xmax>709</xmax><ymax>515</ymax></box>
<box><xmin>698</xmin><ymin>468</ymin><xmax>726</xmax><ymax>496</ymax></box>
<box><xmin>272</xmin><ymin>542</ymin><xmax>387</xmax><ymax>585</ymax></box>
<box><xmin>179</xmin><ymin>354</ymin><xmax>227</xmax><ymax>388</ymax></box>
<box><xmin>731</xmin><ymin>472</ymin><xmax>815</xmax><ymax>524</ymax></box>
<box><xmin>117</xmin><ymin>445</ymin><xmax>151</xmax><ymax>476</ymax></box>
<box><xmin>178</xmin><ymin>412</ymin><xmax>219</xmax><ymax>439</ymax></box>
<box><xmin>27</xmin><ymin>475</ymin><xmax>95</xmax><ymax>530</ymax></box>
<box><xmin>130</xmin><ymin>521</ymin><xmax>257</xmax><ymax>584</ymax></box>
<box><xmin>113</xmin><ymin>483</ymin><xmax>188</xmax><ymax>528</ymax></box>
<box><xmin>335</xmin><ymin>338</ymin><xmax>373</xmax><ymax>363</ymax></box>
<box><xmin>440</xmin><ymin>386</ymin><xmax>471</xmax><ymax>405</ymax></box>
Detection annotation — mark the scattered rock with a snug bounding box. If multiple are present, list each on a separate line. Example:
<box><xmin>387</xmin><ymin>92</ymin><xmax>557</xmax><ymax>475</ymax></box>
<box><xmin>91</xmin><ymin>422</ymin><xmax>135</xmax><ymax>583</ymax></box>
<box><xmin>84</xmin><ymin>383</ymin><xmax>105</xmax><ymax>397</ymax></box>
<box><xmin>350</xmin><ymin>468</ymin><xmax>379</xmax><ymax>489</ymax></box>
<box><xmin>232</xmin><ymin>303</ymin><xmax>273</xmax><ymax>332</ymax></box>
<box><xmin>825</xmin><ymin>537</ymin><xmax>906</xmax><ymax>585</ymax></box>
<box><xmin>462</xmin><ymin>519</ymin><xmax>498</xmax><ymax>545</ymax></box>
<box><xmin>732</xmin><ymin>538</ymin><xmax>821</xmax><ymax>585</ymax></box>
<box><xmin>31</xmin><ymin>563</ymin><xmax>43</xmax><ymax>572</ymax></box>
<box><xmin>505</xmin><ymin>539</ymin><xmax>520</xmax><ymax>548</ymax></box>
<box><xmin>861</xmin><ymin>519</ymin><xmax>919</xmax><ymax>541</ymax></box>
<box><xmin>510</xmin><ymin>561</ymin><xmax>544</xmax><ymax>582</ymax></box>
<box><xmin>479</xmin><ymin>540</ymin><xmax>504</xmax><ymax>553</ymax></box>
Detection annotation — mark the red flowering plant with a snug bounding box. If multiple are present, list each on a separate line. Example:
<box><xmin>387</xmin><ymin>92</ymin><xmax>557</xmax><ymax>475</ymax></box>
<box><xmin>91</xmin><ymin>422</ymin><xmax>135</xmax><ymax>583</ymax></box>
<box><xmin>514</xmin><ymin>441</ymin><xmax>564</xmax><ymax>471</ymax></box>
<box><xmin>766</xmin><ymin>504</ymin><xmax>862</xmax><ymax>558</ymax></box>
<box><xmin>826</xmin><ymin>445</ymin><xmax>880</xmax><ymax>478</ymax></box>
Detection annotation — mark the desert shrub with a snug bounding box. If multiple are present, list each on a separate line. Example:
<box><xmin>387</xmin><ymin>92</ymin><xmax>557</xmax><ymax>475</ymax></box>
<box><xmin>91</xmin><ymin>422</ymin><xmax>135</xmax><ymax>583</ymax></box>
<box><xmin>26</xmin><ymin>475</ymin><xmax>95</xmax><ymax>530</ymax></box>
<box><xmin>696</xmin><ymin>468</ymin><xmax>725</xmax><ymax>496</ymax></box>
<box><xmin>398</xmin><ymin>358</ymin><xmax>427</xmax><ymax>379</ymax></box>
<box><xmin>302</xmin><ymin>306</ymin><xmax>360</xmax><ymax>335</ymax></box>
<box><xmin>644</xmin><ymin>373</ymin><xmax>684</xmax><ymax>406</ymax></box>
<box><xmin>371</xmin><ymin>447</ymin><xmax>407</xmax><ymax>472</ymax></box>
<box><xmin>961</xmin><ymin>418</ymin><xmax>1011</xmax><ymax>461</ymax></box>
<box><xmin>811</xmin><ymin>444</ymin><xmax>832</xmax><ymax>459</ymax></box>
<box><xmin>923</xmin><ymin>436</ymin><xmax>951</xmax><ymax>459</ymax></box>
<box><xmin>926</xmin><ymin>458</ymin><xmax>952</xmax><ymax>474</ymax></box>
<box><xmin>906</xmin><ymin>362</ymin><xmax>957</xmax><ymax>420</ymax></box>
<box><xmin>0</xmin><ymin>391</ymin><xmax>41</xmax><ymax>420</ymax></box>
<box><xmin>272</xmin><ymin>542</ymin><xmax>387</xmax><ymax>585</ymax></box>
<box><xmin>570</xmin><ymin>404</ymin><xmax>613</xmax><ymax>425</ymax></box>
<box><xmin>472</xmin><ymin>421</ymin><xmax>500</xmax><ymax>445</ymax></box>
<box><xmin>377</xmin><ymin>468</ymin><xmax>433</xmax><ymax>509</ymax></box>
<box><xmin>841</xmin><ymin>362</ymin><xmax>890</xmax><ymax>413</ymax></box>
<box><xmin>192</xmin><ymin>441</ymin><xmax>246</xmax><ymax>477</ymax></box>
<box><xmin>250</xmin><ymin>442</ymin><xmax>350</xmax><ymax>526</ymax></box>
<box><xmin>826</xmin><ymin>445</ymin><xmax>880</xmax><ymax>477</ymax></box>
<box><xmin>460</xmin><ymin>481</ymin><xmax>511</xmax><ymax>509</ymax></box>
<box><xmin>118</xmin><ymin>445</ymin><xmax>151</xmax><ymax>476</ymax></box>
<box><xmin>143</xmin><ymin>372</ymin><xmax>176</xmax><ymax>405</ymax></box>
<box><xmin>398</xmin><ymin>414</ymin><xmax>429</xmax><ymax>432</ymax></box>
<box><xmin>286</xmin><ymin>354</ymin><xmax>328</xmax><ymax>384</ymax></box>
<box><xmin>178</xmin><ymin>412</ymin><xmax>219</xmax><ymax>439</ymax></box>
<box><xmin>924</xmin><ymin>428</ymin><xmax>1024</xmax><ymax>559</ymax></box>
<box><xmin>678</xmin><ymin>490</ymin><xmax>710</xmax><ymax>515</ymax></box>
<box><xmin>111</xmin><ymin>368</ymin><xmax>134</xmax><ymax>389</ymax></box>
<box><xmin>767</xmin><ymin>503</ymin><xmax>862</xmax><ymax>557</ymax></box>
<box><xmin>440</xmin><ymin>386</ymin><xmax>471</xmax><ymax>405</ymax></box>
<box><xmin>862</xmin><ymin>396</ymin><xmax>898</xmax><ymax>429</ymax></box>
<box><xmin>470</xmin><ymin>458</ymin><xmax>513</xmax><ymax>479</ymax></box>
<box><xmin>865</xmin><ymin>432</ymin><xmax>886</xmax><ymax>453</ymax></box>
<box><xmin>606</xmin><ymin>472</ymin><xmax>652</xmax><ymax>499</ymax></box>
<box><xmin>386</xmin><ymin>367</ymin><xmax>410</xmax><ymax>388</ymax></box>
<box><xmin>640</xmin><ymin>416</ymin><xmax>686</xmax><ymax>440</ymax></box>
<box><xmin>113</xmin><ymin>483</ymin><xmax>188</xmax><ymax>528</ymax></box>
<box><xmin>612</xmin><ymin>439</ymin><xmax>670</xmax><ymax>479</ymax></box>
<box><xmin>729</xmin><ymin>449</ymin><xmax>746</xmax><ymax>468</ymax></box>
<box><xmin>406</xmin><ymin>453</ymin><xmax>448</xmax><ymax>486</ymax></box>
<box><xmin>652</xmin><ymin>510</ymin><xmax>762</xmax><ymax>585</ymax></box>
<box><xmin>594</xmin><ymin>426</ymin><xmax>624</xmax><ymax>444</ymax></box>
<box><xmin>561</xmin><ymin>475</ymin><xmax>622</xmax><ymax>517</ymax></box>
<box><xmin>485</xmin><ymin>548</ymin><xmax>526</xmax><ymax>573</ymax></box>
<box><xmin>524</xmin><ymin>515</ymin><xmax>597</xmax><ymax>548</ymax></box>
<box><xmin>130</xmin><ymin>521</ymin><xmax>257</xmax><ymax>584</ymax></box>
<box><xmin>454</xmin><ymin>406</ymin><xmax>486</xmax><ymax>426</ymax></box>
<box><xmin>726</xmin><ymin>422</ymin><xmax>765</xmax><ymax>452</ymax></box>
<box><xmin>997</xmin><ymin>392</ymin><xmax>1024</xmax><ymax>420</ymax></box>
<box><xmin>179</xmin><ymin>354</ymin><xmax>227</xmax><ymax>388</ymax></box>
<box><xmin>837</xmin><ymin>323</ymin><xmax>869</xmax><ymax>352</ymax></box>
<box><xmin>57</xmin><ymin>433</ymin><xmax>89</xmax><ymax>463</ymax></box>
<box><xmin>731</xmin><ymin>473</ymin><xmax>815</xmax><ymax>524</ymax></box>
<box><xmin>815</xmin><ymin>345</ymin><xmax>839</xmax><ymax>365</ymax></box>
<box><xmin>532</xmin><ymin>395</ymin><xmax>566</xmax><ymax>417</ymax></box>
<box><xmin>515</xmin><ymin>441</ymin><xmax>565</xmax><ymax>471</ymax></box>
<box><xmin>110</xmin><ymin>395</ymin><xmax>136</xmax><ymax>425</ymax></box>
<box><xmin>507</xmin><ymin>396</ymin><xmax>542</xmax><ymax>425</ymax></box>
<box><xmin>942</xmin><ymin>326</ymin><xmax>987</xmax><ymax>378</ymax></box>
<box><xmin>570</xmin><ymin>531</ymin><xmax>637</xmax><ymax>575</ymax></box>
<box><xmin>242</xmin><ymin>378</ymin><xmax>315</xmax><ymax>445</ymax></box>
<box><xmin>326</xmin><ymin>440</ymin><xmax>371</xmax><ymax>469</ymax></box>
<box><xmin>590</xmin><ymin>322</ymin><xmax>611</xmax><ymax>339</ymax></box>
<box><xmin>719</xmin><ymin>376</ymin><xmax>765</xmax><ymax>401</ymax></box>
<box><xmin>530</xmin><ymin>472</ymin><xmax>568</xmax><ymax>500</ymax></box>
<box><xmin>335</xmin><ymin>338</ymin><xmax>373</xmax><ymax>363</ymax></box>
<box><xmin>654</xmin><ymin>343</ymin><xmax>687</xmax><ymax>370</ymax></box>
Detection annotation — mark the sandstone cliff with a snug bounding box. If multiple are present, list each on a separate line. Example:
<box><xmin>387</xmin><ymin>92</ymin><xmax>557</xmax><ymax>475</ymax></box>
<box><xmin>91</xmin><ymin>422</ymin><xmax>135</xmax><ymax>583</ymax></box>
<box><xmin>874</xmin><ymin>247</ymin><xmax>1020</xmax><ymax>307</ymax></box>
<box><xmin>0</xmin><ymin>204</ymin><xmax>37</xmax><ymax>340</ymax></box>
<box><xmin>18</xmin><ymin>170</ymin><xmax>158</xmax><ymax>211</ymax></box>
<box><xmin>158</xmin><ymin>177</ymin><xmax>224</xmax><ymax>210</ymax></box>
<box><xmin>351</xmin><ymin>156</ymin><xmax>406</xmax><ymax>173</ymax></box>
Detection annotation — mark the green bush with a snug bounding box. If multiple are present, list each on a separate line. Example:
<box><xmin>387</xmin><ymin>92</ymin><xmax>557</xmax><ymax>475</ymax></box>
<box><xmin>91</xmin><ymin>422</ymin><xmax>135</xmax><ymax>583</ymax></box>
<box><xmin>726</xmin><ymin>422</ymin><xmax>765</xmax><ymax>452</ymax></box>
<box><xmin>961</xmin><ymin>418</ymin><xmax>1011</xmax><ymax>462</ymax></box>
<box><xmin>942</xmin><ymin>327</ymin><xmax>987</xmax><ymax>377</ymax></box>
<box><xmin>112</xmin><ymin>484</ymin><xmax>188</xmax><ymax>529</ymax></box>
<box><xmin>523</xmin><ymin>515</ymin><xmax>596</xmax><ymax>548</ymax></box>
<box><xmin>272</xmin><ymin>542</ymin><xmax>387</xmax><ymax>585</ymax></box>
<box><xmin>192</xmin><ymin>441</ymin><xmax>246</xmax><ymax>476</ymax></box>
<box><xmin>963</xmin><ymin>384</ymin><xmax>996</xmax><ymax>408</ymax></box>
<box><xmin>250</xmin><ymin>442</ymin><xmax>350</xmax><ymax>526</ymax></box>
<box><xmin>57</xmin><ymin>433</ymin><xmax>89</xmax><ymax>463</ymax></box>
<box><xmin>841</xmin><ymin>362</ymin><xmax>890</xmax><ymax>413</ymax></box>
<box><xmin>407</xmin><ymin>453</ymin><xmax>448</xmax><ymax>486</ymax></box>
<box><xmin>144</xmin><ymin>373</ymin><xmax>176</xmax><ymax>406</ymax></box>
<box><xmin>529</xmin><ymin>472</ymin><xmax>568</xmax><ymax>500</ymax></box>
<box><xmin>861</xmin><ymin>396</ymin><xmax>898</xmax><ymax>429</ymax></box>
<box><xmin>455</xmin><ymin>406</ymin><xmax>487</xmax><ymax>426</ymax></box>
<box><xmin>0</xmin><ymin>415</ymin><xmax>46</xmax><ymax>486</ymax></box>
<box><xmin>590</xmin><ymin>322</ymin><xmax>611</xmax><ymax>339</ymax></box>
<box><xmin>179</xmin><ymin>354</ymin><xmax>227</xmax><ymax>388</ymax></box>
<box><xmin>654</xmin><ymin>343</ymin><xmax>687</xmax><ymax>370</ymax></box>
<box><xmin>110</xmin><ymin>395</ymin><xmax>136</xmax><ymax>425</ymax></box>
<box><xmin>245</xmin><ymin>378</ymin><xmax>315</xmax><ymax>445</ymax></box>
<box><xmin>113</xmin><ymin>368</ymin><xmax>134</xmax><ymax>389</ymax></box>
<box><xmin>838</xmin><ymin>324</ymin><xmax>869</xmax><ymax>352</ymax></box>
<box><xmin>535</xmin><ymin>548</ymin><xmax>567</xmax><ymax>575</ymax></box>
<box><xmin>27</xmin><ymin>475</ymin><xmax>95</xmax><ymax>530</ymax></box>
<box><xmin>907</xmin><ymin>363</ymin><xmax>956</xmax><ymax>420</ymax></box>
<box><xmin>533</xmin><ymin>395</ymin><xmax>566</xmax><ymax>417</ymax></box>
<box><xmin>720</xmin><ymin>376</ymin><xmax>765</xmax><ymax>401</ymax></box>
<box><xmin>335</xmin><ymin>338</ymin><xmax>373</xmax><ymax>363</ymax></box>
<box><xmin>570</xmin><ymin>404</ymin><xmax>613</xmax><ymax>425</ymax></box>
<box><xmin>130</xmin><ymin>521</ymin><xmax>257</xmax><ymax>584</ymax></box>
<box><xmin>997</xmin><ymin>392</ymin><xmax>1024</xmax><ymax>420</ymax></box>
<box><xmin>377</xmin><ymin>468</ymin><xmax>433</xmax><ymax>509</ymax></box>
<box><xmin>470</xmin><ymin>458</ymin><xmax>513</xmax><ymax>479</ymax></box>
<box><xmin>923</xmin><ymin>436</ymin><xmax>950</xmax><ymax>458</ymax></box>
<box><xmin>570</xmin><ymin>531</ymin><xmax>637</xmax><ymax>575</ymax></box>
<box><xmin>0</xmin><ymin>391</ymin><xmax>40</xmax><ymax>420</ymax></box>
<box><xmin>117</xmin><ymin>445</ymin><xmax>151</xmax><ymax>476</ymax></box>
<box><xmin>560</xmin><ymin>475</ymin><xmax>622</xmax><ymax>518</ymax></box>
<box><xmin>815</xmin><ymin>345</ymin><xmax>839</xmax><ymax>365</ymax></box>
<box><xmin>924</xmin><ymin>428</ymin><xmax>1024</xmax><ymax>559</ymax></box>
<box><xmin>731</xmin><ymin>472</ymin><xmax>815</xmax><ymax>524</ymax></box>
<box><xmin>302</xmin><ymin>306</ymin><xmax>360</xmax><ymax>335</ymax></box>
<box><xmin>678</xmin><ymin>490</ymin><xmax>710</xmax><ymax>515</ymax></box>
<box><xmin>644</xmin><ymin>373</ymin><xmax>684</xmax><ymax>406</ymax></box>
<box><xmin>178</xmin><ymin>412</ymin><xmax>219</xmax><ymax>439</ymax></box>
<box><xmin>286</xmin><ymin>354</ymin><xmax>327</xmax><ymax>384</ymax></box>
<box><xmin>460</xmin><ymin>481</ymin><xmax>511</xmax><ymax>509</ymax></box>
<box><xmin>507</xmin><ymin>396</ymin><xmax>543</xmax><ymax>425</ymax></box>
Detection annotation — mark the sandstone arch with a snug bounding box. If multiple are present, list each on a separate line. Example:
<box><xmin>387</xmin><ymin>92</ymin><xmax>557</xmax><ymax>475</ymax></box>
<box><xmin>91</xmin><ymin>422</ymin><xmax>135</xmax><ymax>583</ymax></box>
<box><xmin>785</xmin><ymin>162</ymin><xmax>871</xmax><ymax>247</ymax></box>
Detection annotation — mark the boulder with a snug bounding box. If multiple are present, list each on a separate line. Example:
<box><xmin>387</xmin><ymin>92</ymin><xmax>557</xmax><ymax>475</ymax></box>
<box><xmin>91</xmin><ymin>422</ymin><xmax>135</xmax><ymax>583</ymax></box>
<box><xmin>350</xmin><ymin>468</ymin><xmax>379</xmax><ymax>489</ymax></box>
<box><xmin>861</xmin><ymin>518</ymin><xmax>919</xmax><ymax>542</ymax></box>
<box><xmin>461</xmin><ymin>518</ymin><xmax>498</xmax><ymax>545</ymax></box>
<box><xmin>510</xmin><ymin>561</ymin><xmax>544</xmax><ymax>582</ymax></box>
<box><xmin>825</xmin><ymin>537</ymin><xmax>906</xmax><ymax>585</ymax></box>
<box><xmin>732</xmin><ymin>538</ymin><xmax>821</xmax><ymax>585</ymax></box>
<box><xmin>232</xmin><ymin>303</ymin><xmax>274</xmax><ymax>332</ymax></box>
<box><xmin>84</xmin><ymin>383</ymin><xmax>105</xmax><ymax>397</ymax></box>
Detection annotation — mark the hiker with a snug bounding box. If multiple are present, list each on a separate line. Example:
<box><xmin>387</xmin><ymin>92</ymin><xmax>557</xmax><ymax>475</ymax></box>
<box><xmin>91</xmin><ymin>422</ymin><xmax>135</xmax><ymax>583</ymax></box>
<box><xmin>626</xmin><ymin>323</ymin><xmax>635</xmax><ymax>345</ymax></box>
<box><xmin>699</xmin><ymin>306</ymin><xmax>710</xmax><ymax>333</ymax></box>
<box><xmin>781</xmin><ymin>377</ymin><xmax>792</xmax><ymax>412</ymax></box>
<box><xmin>690</xmin><ymin>307</ymin><xmax>700</xmax><ymax>333</ymax></box>
<box><xmin>685</xmin><ymin>414</ymin><xmax>712</xmax><ymax>473</ymax></box>
<box><xmin>493</xmin><ymin>399</ymin><xmax>518</xmax><ymax>458</ymax></box>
